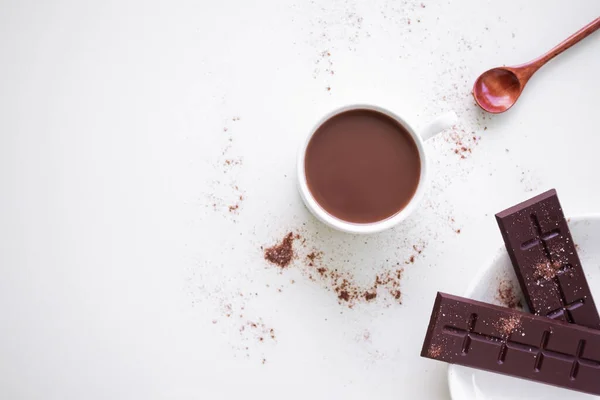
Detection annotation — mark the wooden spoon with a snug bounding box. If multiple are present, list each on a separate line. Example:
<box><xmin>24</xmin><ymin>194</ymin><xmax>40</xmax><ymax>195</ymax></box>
<box><xmin>473</xmin><ymin>17</ymin><xmax>600</xmax><ymax>114</ymax></box>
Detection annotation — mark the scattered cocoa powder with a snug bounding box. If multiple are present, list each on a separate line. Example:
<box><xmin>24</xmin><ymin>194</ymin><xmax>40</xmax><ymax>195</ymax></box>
<box><xmin>534</xmin><ymin>260</ymin><xmax>563</xmax><ymax>281</ymax></box>
<box><xmin>428</xmin><ymin>344</ymin><xmax>443</xmax><ymax>358</ymax></box>
<box><xmin>364</xmin><ymin>291</ymin><xmax>377</xmax><ymax>301</ymax></box>
<box><xmin>263</xmin><ymin>231</ymin><xmax>409</xmax><ymax>307</ymax></box>
<box><xmin>242</xmin><ymin>320</ymin><xmax>276</xmax><ymax>343</ymax></box>
<box><xmin>494</xmin><ymin>315</ymin><xmax>521</xmax><ymax>337</ymax></box>
<box><xmin>338</xmin><ymin>286</ymin><xmax>350</xmax><ymax>302</ymax></box>
<box><xmin>496</xmin><ymin>280</ymin><xmax>523</xmax><ymax>309</ymax></box>
<box><xmin>404</xmin><ymin>243</ymin><xmax>425</xmax><ymax>264</ymax></box>
<box><xmin>264</xmin><ymin>233</ymin><xmax>297</xmax><ymax>268</ymax></box>
<box><xmin>363</xmin><ymin>330</ymin><xmax>371</xmax><ymax>341</ymax></box>
<box><xmin>446</xmin><ymin>127</ymin><xmax>480</xmax><ymax>159</ymax></box>
<box><xmin>306</xmin><ymin>251</ymin><xmax>323</xmax><ymax>267</ymax></box>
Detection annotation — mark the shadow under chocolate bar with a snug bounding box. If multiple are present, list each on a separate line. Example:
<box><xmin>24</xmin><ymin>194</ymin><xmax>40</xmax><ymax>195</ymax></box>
<box><xmin>496</xmin><ymin>189</ymin><xmax>600</xmax><ymax>329</ymax></box>
<box><xmin>421</xmin><ymin>292</ymin><xmax>600</xmax><ymax>396</ymax></box>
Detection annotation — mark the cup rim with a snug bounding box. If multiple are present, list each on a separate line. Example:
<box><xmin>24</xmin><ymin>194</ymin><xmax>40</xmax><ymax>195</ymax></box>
<box><xmin>297</xmin><ymin>104</ymin><xmax>428</xmax><ymax>234</ymax></box>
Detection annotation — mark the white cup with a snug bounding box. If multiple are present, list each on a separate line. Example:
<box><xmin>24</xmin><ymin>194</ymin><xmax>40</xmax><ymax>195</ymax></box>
<box><xmin>297</xmin><ymin>104</ymin><xmax>457</xmax><ymax>234</ymax></box>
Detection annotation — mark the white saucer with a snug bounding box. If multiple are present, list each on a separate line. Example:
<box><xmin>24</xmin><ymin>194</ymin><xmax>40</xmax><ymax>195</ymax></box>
<box><xmin>447</xmin><ymin>215</ymin><xmax>600</xmax><ymax>400</ymax></box>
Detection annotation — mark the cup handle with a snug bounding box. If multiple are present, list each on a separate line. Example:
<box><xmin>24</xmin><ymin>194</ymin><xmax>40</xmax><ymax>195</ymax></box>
<box><xmin>419</xmin><ymin>111</ymin><xmax>458</xmax><ymax>141</ymax></box>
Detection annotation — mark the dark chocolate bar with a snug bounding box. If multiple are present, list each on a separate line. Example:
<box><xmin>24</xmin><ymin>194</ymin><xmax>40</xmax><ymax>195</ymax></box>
<box><xmin>496</xmin><ymin>189</ymin><xmax>600</xmax><ymax>329</ymax></box>
<box><xmin>421</xmin><ymin>292</ymin><xmax>600</xmax><ymax>396</ymax></box>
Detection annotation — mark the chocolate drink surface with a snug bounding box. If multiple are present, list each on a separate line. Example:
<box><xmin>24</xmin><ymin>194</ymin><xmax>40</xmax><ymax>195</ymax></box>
<box><xmin>304</xmin><ymin>109</ymin><xmax>421</xmax><ymax>224</ymax></box>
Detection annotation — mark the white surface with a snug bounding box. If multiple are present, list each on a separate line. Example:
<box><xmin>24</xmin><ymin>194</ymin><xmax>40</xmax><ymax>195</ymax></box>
<box><xmin>448</xmin><ymin>216</ymin><xmax>600</xmax><ymax>400</ymax></box>
<box><xmin>1</xmin><ymin>1</ymin><xmax>599</xmax><ymax>399</ymax></box>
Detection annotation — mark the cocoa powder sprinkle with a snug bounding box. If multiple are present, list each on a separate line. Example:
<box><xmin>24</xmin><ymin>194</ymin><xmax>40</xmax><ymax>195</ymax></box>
<box><xmin>496</xmin><ymin>280</ymin><xmax>523</xmax><ymax>309</ymax></box>
<box><xmin>264</xmin><ymin>232</ymin><xmax>296</xmax><ymax>268</ymax></box>
<box><xmin>534</xmin><ymin>260</ymin><xmax>563</xmax><ymax>281</ymax></box>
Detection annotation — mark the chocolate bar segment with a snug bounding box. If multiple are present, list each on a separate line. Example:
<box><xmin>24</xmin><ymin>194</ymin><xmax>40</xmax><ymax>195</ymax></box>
<box><xmin>495</xmin><ymin>189</ymin><xmax>600</xmax><ymax>329</ymax></box>
<box><xmin>421</xmin><ymin>292</ymin><xmax>600</xmax><ymax>396</ymax></box>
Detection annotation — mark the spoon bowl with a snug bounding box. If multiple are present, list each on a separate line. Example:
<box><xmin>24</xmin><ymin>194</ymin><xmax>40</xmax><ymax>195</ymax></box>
<box><xmin>473</xmin><ymin>68</ymin><xmax>522</xmax><ymax>114</ymax></box>
<box><xmin>473</xmin><ymin>17</ymin><xmax>600</xmax><ymax>114</ymax></box>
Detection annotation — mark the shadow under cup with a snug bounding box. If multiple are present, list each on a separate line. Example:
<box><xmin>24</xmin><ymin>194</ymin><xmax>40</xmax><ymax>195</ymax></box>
<box><xmin>304</xmin><ymin>109</ymin><xmax>421</xmax><ymax>224</ymax></box>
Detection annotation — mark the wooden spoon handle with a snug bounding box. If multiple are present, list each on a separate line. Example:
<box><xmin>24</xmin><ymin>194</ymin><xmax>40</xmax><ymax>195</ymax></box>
<box><xmin>514</xmin><ymin>17</ymin><xmax>600</xmax><ymax>82</ymax></box>
<box><xmin>532</xmin><ymin>17</ymin><xmax>600</xmax><ymax>68</ymax></box>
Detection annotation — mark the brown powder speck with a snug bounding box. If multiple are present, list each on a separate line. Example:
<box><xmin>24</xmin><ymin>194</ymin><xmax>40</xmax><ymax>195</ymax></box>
<box><xmin>307</xmin><ymin>251</ymin><xmax>323</xmax><ymax>262</ymax></box>
<box><xmin>264</xmin><ymin>232</ymin><xmax>297</xmax><ymax>268</ymax></box>
<box><xmin>365</xmin><ymin>291</ymin><xmax>377</xmax><ymax>301</ymax></box>
<box><xmin>447</xmin><ymin>127</ymin><xmax>480</xmax><ymax>158</ymax></box>
<box><xmin>224</xmin><ymin>304</ymin><xmax>232</xmax><ymax>318</ymax></box>
<box><xmin>455</xmin><ymin>229</ymin><xmax>461</xmax><ymax>234</ymax></box>
<box><xmin>534</xmin><ymin>260</ymin><xmax>563</xmax><ymax>281</ymax></box>
<box><xmin>243</xmin><ymin>320</ymin><xmax>276</xmax><ymax>344</ymax></box>
<box><xmin>428</xmin><ymin>344</ymin><xmax>443</xmax><ymax>358</ymax></box>
<box><xmin>494</xmin><ymin>316</ymin><xmax>521</xmax><ymax>337</ymax></box>
<box><xmin>496</xmin><ymin>280</ymin><xmax>523</xmax><ymax>309</ymax></box>
<box><xmin>326</xmin><ymin>86</ymin><xmax>331</xmax><ymax>91</ymax></box>
<box><xmin>338</xmin><ymin>290</ymin><xmax>350</xmax><ymax>302</ymax></box>
<box><xmin>228</xmin><ymin>204</ymin><xmax>239</xmax><ymax>213</ymax></box>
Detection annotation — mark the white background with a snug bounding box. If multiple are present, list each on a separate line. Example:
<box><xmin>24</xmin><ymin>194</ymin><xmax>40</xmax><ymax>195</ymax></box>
<box><xmin>1</xmin><ymin>0</ymin><xmax>599</xmax><ymax>399</ymax></box>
